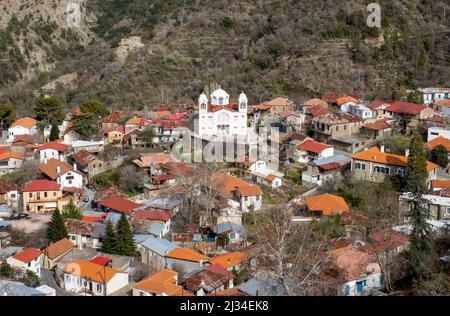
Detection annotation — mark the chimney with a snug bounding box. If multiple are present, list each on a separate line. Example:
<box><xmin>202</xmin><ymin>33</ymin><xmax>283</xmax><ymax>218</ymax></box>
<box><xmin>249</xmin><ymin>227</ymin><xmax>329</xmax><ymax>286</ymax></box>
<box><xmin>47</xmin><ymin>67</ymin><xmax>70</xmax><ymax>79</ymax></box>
<box><xmin>380</xmin><ymin>145</ymin><xmax>385</xmax><ymax>153</ymax></box>
<box><xmin>405</xmin><ymin>149</ymin><xmax>410</xmax><ymax>157</ymax></box>
<box><xmin>56</xmin><ymin>165</ymin><xmax>61</xmax><ymax>174</ymax></box>
<box><xmin>73</xmin><ymin>163</ymin><xmax>77</xmax><ymax>171</ymax></box>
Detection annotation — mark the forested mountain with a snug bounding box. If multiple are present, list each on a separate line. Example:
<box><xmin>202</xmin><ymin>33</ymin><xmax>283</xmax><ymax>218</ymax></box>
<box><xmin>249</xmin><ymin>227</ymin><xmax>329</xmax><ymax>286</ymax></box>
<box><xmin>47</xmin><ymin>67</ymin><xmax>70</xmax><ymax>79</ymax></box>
<box><xmin>0</xmin><ymin>0</ymin><xmax>449</xmax><ymax>113</ymax></box>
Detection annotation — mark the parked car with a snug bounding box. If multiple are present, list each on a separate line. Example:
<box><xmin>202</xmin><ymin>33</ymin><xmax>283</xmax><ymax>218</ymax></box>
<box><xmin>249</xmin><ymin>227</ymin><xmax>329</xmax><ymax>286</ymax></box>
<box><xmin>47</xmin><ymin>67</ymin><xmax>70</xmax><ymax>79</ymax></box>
<box><xmin>9</xmin><ymin>213</ymin><xmax>29</xmax><ymax>221</ymax></box>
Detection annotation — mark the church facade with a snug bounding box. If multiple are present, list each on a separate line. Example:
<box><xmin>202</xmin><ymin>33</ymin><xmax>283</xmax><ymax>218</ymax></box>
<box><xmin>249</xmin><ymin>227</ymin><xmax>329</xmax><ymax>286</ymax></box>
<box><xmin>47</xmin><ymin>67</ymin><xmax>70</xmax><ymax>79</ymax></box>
<box><xmin>197</xmin><ymin>88</ymin><xmax>248</xmax><ymax>137</ymax></box>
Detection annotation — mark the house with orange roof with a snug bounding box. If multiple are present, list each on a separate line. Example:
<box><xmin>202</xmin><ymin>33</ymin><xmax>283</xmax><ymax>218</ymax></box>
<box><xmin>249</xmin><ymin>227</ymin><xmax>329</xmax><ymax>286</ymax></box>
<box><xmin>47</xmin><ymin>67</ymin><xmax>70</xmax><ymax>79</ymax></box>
<box><xmin>125</xmin><ymin>117</ymin><xmax>154</xmax><ymax>133</ymax></box>
<box><xmin>351</xmin><ymin>146</ymin><xmax>438</xmax><ymax>184</ymax></box>
<box><xmin>132</xmin><ymin>269</ymin><xmax>190</xmax><ymax>296</ymax></box>
<box><xmin>7</xmin><ymin>117</ymin><xmax>37</xmax><ymax>143</ymax></box>
<box><xmin>208</xmin><ymin>172</ymin><xmax>262</xmax><ymax>212</ymax></box>
<box><xmin>164</xmin><ymin>248</ymin><xmax>209</xmax><ymax>274</ymax></box>
<box><xmin>208</xmin><ymin>252</ymin><xmax>245</xmax><ymax>271</ymax></box>
<box><xmin>7</xmin><ymin>247</ymin><xmax>42</xmax><ymax>277</ymax></box>
<box><xmin>431</xmin><ymin>99</ymin><xmax>450</xmax><ymax>116</ymax></box>
<box><xmin>424</xmin><ymin>136</ymin><xmax>450</xmax><ymax>155</ymax></box>
<box><xmin>0</xmin><ymin>151</ymin><xmax>24</xmax><ymax>176</ymax></box>
<box><xmin>62</xmin><ymin>260</ymin><xmax>129</xmax><ymax>295</ymax></box>
<box><xmin>41</xmin><ymin>238</ymin><xmax>75</xmax><ymax>269</ymax></box>
<box><xmin>39</xmin><ymin>158</ymin><xmax>84</xmax><ymax>189</ymax></box>
<box><xmin>334</xmin><ymin>96</ymin><xmax>360</xmax><ymax>113</ymax></box>
<box><xmin>181</xmin><ymin>264</ymin><xmax>234</xmax><ymax>296</ymax></box>
<box><xmin>304</xmin><ymin>193</ymin><xmax>349</xmax><ymax>217</ymax></box>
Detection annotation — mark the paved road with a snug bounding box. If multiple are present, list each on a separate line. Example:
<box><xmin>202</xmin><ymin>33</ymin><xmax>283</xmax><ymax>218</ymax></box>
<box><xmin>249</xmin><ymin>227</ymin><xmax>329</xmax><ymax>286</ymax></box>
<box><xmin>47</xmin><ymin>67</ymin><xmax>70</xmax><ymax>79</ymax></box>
<box><xmin>80</xmin><ymin>187</ymin><xmax>96</xmax><ymax>212</ymax></box>
<box><xmin>40</xmin><ymin>268</ymin><xmax>75</xmax><ymax>296</ymax></box>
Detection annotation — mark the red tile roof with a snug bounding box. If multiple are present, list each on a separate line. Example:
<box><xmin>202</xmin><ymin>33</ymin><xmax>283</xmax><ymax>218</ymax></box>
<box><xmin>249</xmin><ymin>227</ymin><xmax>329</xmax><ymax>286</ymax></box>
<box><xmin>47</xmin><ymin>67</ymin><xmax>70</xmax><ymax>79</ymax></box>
<box><xmin>307</xmin><ymin>104</ymin><xmax>330</xmax><ymax>117</ymax></box>
<box><xmin>12</xmin><ymin>248</ymin><xmax>41</xmax><ymax>263</ymax></box>
<box><xmin>296</xmin><ymin>140</ymin><xmax>331</xmax><ymax>153</ymax></box>
<box><xmin>133</xmin><ymin>209</ymin><xmax>171</xmax><ymax>222</ymax></box>
<box><xmin>89</xmin><ymin>256</ymin><xmax>113</xmax><ymax>266</ymax></box>
<box><xmin>102</xmin><ymin>126</ymin><xmax>125</xmax><ymax>134</ymax></box>
<box><xmin>42</xmin><ymin>238</ymin><xmax>74</xmax><ymax>260</ymax></box>
<box><xmin>21</xmin><ymin>180</ymin><xmax>61</xmax><ymax>192</ymax></box>
<box><xmin>37</xmin><ymin>141</ymin><xmax>68</xmax><ymax>152</ymax></box>
<box><xmin>385</xmin><ymin>101</ymin><xmax>428</xmax><ymax>115</ymax></box>
<box><xmin>99</xmin><ymin>196</ymin><xmax>141</xmax><ymax>215</ymax></box>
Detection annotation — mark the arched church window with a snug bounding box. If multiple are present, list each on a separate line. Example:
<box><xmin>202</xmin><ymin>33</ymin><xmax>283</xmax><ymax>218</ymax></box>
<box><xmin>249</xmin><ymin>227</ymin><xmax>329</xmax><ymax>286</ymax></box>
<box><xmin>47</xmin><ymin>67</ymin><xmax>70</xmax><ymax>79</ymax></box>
<box><xmin>201</xmin><ymin>103</ymin><xmax>207</xmax><ymax>110</ymax></box>
<box><xmin>240</xmin><ymin>102</ymin><xmax>246</xmax><ymax>109</ymax></box>
<box><xmin>218</xmin><ymin>112</ymin><xmax>230</xmax><ymax>124</ymax></box>
<box><xmin>219</xmin><ymin>97</ymin><xmax>224</xmax><ymax>105</ymax></box>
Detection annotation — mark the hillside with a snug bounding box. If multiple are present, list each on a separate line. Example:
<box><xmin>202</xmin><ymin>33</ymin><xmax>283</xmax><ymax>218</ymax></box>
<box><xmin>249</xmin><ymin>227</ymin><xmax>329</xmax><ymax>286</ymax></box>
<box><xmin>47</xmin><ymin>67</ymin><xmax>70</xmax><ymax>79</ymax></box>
<box><xmin>0</xmin><ymin>0</ymin><xmax>449</xmax><ymax>113</ymax></box>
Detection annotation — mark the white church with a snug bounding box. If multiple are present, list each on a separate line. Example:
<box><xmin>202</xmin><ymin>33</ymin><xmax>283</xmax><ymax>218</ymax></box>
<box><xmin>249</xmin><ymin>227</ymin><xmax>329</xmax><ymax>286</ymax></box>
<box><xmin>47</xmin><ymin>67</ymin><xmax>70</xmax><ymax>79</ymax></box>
<box><xmin>197</xmin><ymin>87</ymin><xmax>248</xmax><ymax>137</ymax></box>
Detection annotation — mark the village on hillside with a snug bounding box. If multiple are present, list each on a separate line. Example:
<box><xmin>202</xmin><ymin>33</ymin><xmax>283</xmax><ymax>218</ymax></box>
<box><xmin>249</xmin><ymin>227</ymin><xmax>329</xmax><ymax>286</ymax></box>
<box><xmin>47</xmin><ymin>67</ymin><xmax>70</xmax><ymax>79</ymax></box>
<box><xmin>0</xmin><ymin>86</ymin><xmax>449</xmax><ymax>296</ymax></box>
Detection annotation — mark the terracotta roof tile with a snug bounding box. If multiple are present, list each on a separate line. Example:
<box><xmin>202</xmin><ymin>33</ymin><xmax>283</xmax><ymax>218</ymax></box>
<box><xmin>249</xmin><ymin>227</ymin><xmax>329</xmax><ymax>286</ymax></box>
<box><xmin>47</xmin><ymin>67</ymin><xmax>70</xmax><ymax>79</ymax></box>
<box><xmin>12</xmin><ymin>248</ymin><xmax>41</xmax><ymax>263</ymax></box>
<box><xmin>208</xmin><ymin>252</ymin><xmax>245</xmax><ymax>269</ymax></box>
<box><xmin>352</xmin><ymin>147</ymin><xmax>437</xmax><ymax>172</ymax></box>
<box><xmin>37</xmin><ymin>141</ymin><xmax>68</xmax><ymax>152</ymax></box>
<box><xmin>39</xmin><ymin>158</ymin><xmax>83</xmax><ymax>180</ymax></box>
<box><xmin>362</xmin><ymin>120</ymin><xmax>391</xmax><ymax>131</ymax></box>
<box><xmin>164</xmin><ymin>248</ymin><xmax>209</xmax><ymax>262</ymax></box>
<box><xmin>424</xmin><ymin>136</ymin><xmax>450</xmax><ymax>151</ymax></box>
<box><xmin>99</xmin><ymin>196</ymin><xmax>141</xmax><ymax>215</ymax></box>
<box><xmin>296</xmin><ymin>140</ymin><xmax>331</xmax><ymax>153</ymax></box>
<box><xmin>10</xmin><ymin>117</ymin><xmax>37</xmax><ymax>129</ymax></box>
<box><xmin>63</xmin><ymin>260</ymin><xmax>122</xmax><ymax>284</ymax></box>
<box><xmin>133</xmin><ymin>269</ymin><xmax>189</xmax><ymax>296</ymax></box>
<box><xmin>42</xmin><ymin>238</ymin><xmax>74</xmax><ymax>260</ymax></box>
<box><xmin>21</xmin><ymin>180</ymin><xmax>61</xmax><ymax>192</ymax></box>
<box><xmin>305</xmin><ymin>193</ymin><xmax>349</xmax><ymax>216</ymax></box>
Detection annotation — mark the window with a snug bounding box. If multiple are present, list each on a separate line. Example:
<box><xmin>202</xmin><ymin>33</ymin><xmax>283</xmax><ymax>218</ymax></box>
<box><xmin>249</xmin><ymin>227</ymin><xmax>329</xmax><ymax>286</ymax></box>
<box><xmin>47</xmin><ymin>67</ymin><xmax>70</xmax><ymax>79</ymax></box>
<box><xmin>446</xmin><ymin>207</ymin><xmax>450</xmax><ymax>216</ymax></box>
<box><xmin>29</xmin><ymin>193</ymin><xmax>32</xmax><ymax>198</ymax></box>
<box><xmin>44</xmin><ymin>192</ymin><xmax>47</xmax><ymax>198</ymax></box>
<box><xmin>356</xmin><ymin>280</ymin><xmax>367</xmax><ymax>293</ymax></box>
<box><xmin>344</xmin><ymin>284</ymin><xmax>350</xmax><ymax>296</ymax></box>
<box><xmin>97</xmin><ymin>284</ymin><xmax>103</xmax><ymax>292</ymax></box>
<box><xmin>344</xmin><ymin>125</ymin><xmax>347</xmax><ymax>130</ymax></box>
<box><xmin>430</xmin><ymin>132</ymin><xmax>439</xmax><ymax>136</ymax></box>
<box><xmin>53</xmin><ymin>192</ymin><xmax>57</xmax><ymax>196</ymax></box>
<box><xmin>355</xmin><ymin>162</ymin><xmax>366</xmax><ymax>170</ymax></box>
<box><xmin>373</xmin><ymin>166</ymin><xmax>390</xmax><ymax>174</ymax></box>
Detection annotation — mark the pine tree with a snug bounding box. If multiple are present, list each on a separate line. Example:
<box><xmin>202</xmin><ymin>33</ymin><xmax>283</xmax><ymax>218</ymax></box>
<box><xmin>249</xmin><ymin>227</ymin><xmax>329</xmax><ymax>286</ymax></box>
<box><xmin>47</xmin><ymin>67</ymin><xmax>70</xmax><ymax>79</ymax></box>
<box><xmin>62</xmin><ymin>199</ymin><xmax>83</xmax><ymax>220</ymax></box>
<box><xmin>405</xmin><ymin>133</ymin><xmax>431</xmax><ymax>272</ymax></box>
<box><xmin>101</xmin><ymin>221</ymin><xmax>117</xmax><ymax>254</ymax></box>
<box><xmin>49</xmin><ymin>123</ymin><xmax>60</xmax><ymax>141</ymax></box>
<box><xmin>47</xmin><ymin>208</ymin><xmax>68</xmax><ymax>243</ymax></box>
<box><xmin>115</xmin><ymin>214</ymin><xmax>136</xmax><ymax>256</ymax></box>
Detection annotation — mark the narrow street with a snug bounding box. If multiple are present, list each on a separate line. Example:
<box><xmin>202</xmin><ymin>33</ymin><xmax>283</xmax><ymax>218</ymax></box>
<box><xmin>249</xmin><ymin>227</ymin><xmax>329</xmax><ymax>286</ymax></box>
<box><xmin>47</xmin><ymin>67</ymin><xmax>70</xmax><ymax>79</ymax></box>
<box><xmin>40</xmin><ymin>268</ymin><xmax>75</xmax><ymax>297</ymax></box>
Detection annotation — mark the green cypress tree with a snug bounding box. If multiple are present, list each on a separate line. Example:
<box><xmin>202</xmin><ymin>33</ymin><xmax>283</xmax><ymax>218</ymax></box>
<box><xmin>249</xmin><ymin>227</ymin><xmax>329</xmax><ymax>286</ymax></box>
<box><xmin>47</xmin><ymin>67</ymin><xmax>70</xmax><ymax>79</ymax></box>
<box><xmin>101</xmin><ymin>221</ymin><xmax>117</xmax><ymax>254</ymax></box>
<box><xmin>62</xmin><ymin>199</ymin><xmax>83</xmax><ymax>220</ymax></box>
<box><xmin>47</xmin><ymin>208</ymin><xmax>68</xmax><ymax>243</ymax></box>
<box><xmin>49</xmin><ymin>123</ymin><xmax>60</xmax><ymax>141</ymax></box>
<box><xmin>115</xmin><ymin>214</ymin><xmax>136</xmax><ymax>256</ymax></box>
<box><xmin>405</xmin><ymin>133</ymin><xmax>431</xmax><ymax>272</ymax></box>
<box><xmin>430</xmin><ymin>144</ymin><xmax>449</xmax><ymax>169</ymax></box>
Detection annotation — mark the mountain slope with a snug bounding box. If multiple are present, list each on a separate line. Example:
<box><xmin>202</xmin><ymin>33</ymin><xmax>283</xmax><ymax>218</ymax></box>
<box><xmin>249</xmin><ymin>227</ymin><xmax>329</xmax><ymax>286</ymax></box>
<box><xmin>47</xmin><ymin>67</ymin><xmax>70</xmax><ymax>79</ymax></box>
<box><xmin>0</xmin><ymin>0</ymin><xmax>449</xmax><ymax>112</ymax></box>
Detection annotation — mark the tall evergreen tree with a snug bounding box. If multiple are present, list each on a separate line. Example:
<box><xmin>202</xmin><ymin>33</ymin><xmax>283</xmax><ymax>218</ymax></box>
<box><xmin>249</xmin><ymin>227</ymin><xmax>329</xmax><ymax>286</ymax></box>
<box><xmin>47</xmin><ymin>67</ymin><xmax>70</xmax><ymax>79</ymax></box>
<box><xmin>101</xmin><ymin>221</ymin><xmax>117</xmax><ymax>254</ymax></box>
<box><xmin>405</xmin><ymin>133</ymin><xmax>431</xmax><ymax>272</ymax></box>
<box><xmin>115</xmin><ymin>214</ymin><xmax>136</xmax><ymax>256</ymax></box>
<box><xmin>34</xmin><ymin>97</ymin><xmax>64</xmax><ymax>127</ymax></box>
<box><xmin>49</xmin><ymin>123</ymin><xmax>60</xmax><ymax>141</ymax></box>
<box><xmin>47</xmin><ymin>208</ymin><xmax>68</xmax><ymax>243</ymax></box>
<box><xmin>62</xmin><ymin>199</ymin><xmax>83</xmax><ymax>220</ymax></box>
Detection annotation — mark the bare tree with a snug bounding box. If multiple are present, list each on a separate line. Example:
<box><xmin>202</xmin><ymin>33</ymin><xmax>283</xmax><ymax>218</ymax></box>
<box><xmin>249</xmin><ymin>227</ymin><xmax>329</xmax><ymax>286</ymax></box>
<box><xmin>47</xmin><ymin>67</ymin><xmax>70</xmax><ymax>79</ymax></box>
<box><xmin>244</xmin><ymin>206</ymin><xmax>339</xmax><ymax>296</ymax></box>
